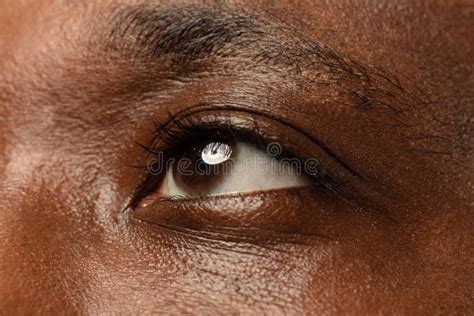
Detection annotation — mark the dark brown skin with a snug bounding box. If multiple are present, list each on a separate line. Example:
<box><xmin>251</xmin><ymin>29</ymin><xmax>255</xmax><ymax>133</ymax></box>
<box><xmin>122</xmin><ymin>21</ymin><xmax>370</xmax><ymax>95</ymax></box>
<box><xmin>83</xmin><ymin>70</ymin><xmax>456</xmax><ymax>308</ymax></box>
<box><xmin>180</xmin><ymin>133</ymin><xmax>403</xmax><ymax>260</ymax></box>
<box><xmin>0</xmin><ymin>0</ymin><xmax>473</xmax><ymax>314</ymax></box>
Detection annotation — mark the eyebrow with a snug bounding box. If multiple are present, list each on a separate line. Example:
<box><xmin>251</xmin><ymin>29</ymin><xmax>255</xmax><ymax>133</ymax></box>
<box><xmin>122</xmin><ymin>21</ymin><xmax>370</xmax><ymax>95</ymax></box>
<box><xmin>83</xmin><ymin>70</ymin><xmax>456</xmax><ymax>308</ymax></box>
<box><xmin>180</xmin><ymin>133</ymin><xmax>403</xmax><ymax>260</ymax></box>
<box><xmin>108</xmin><ymin>5</ymin><xmax>263</xmax><ymax>63</ymax></box>
<box><xmin>105</xmin><ymin>4</ymin><xmax>426</xmax><ymax>114</ymax></box>
<box><xmin>107</xmin><ymin>4</ymin><xmax>360</xmax><ymax>72</ymax></box>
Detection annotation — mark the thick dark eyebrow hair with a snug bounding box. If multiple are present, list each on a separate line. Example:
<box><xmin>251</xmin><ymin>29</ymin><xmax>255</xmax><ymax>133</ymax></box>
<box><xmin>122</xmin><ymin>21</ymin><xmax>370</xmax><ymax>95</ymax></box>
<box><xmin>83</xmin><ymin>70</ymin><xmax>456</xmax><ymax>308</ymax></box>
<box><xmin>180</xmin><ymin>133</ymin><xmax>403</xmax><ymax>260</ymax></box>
<box><xmin>107</xmin><ymin>4</ymin><xmax>360</xmax><ymax>70</ymax></box>
<box><xmin>108</xmin><ymin>5</ymin><xmax>263</xmax><ymax>63</ymax></box>
<box><xmin>105</xmin><ymin>4</ymin><xmax>427</xmax><ymax>114</ymax></box>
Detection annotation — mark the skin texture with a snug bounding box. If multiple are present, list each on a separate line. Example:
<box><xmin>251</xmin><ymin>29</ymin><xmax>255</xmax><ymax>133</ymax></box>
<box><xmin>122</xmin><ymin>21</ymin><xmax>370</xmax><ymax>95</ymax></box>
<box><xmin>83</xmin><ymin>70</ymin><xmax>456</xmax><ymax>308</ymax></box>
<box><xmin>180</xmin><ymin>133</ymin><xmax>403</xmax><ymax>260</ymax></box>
<box><xmin>0</xmin><ymin>0</ymin><xmax>473</xmax><ymax>314</ymax></box>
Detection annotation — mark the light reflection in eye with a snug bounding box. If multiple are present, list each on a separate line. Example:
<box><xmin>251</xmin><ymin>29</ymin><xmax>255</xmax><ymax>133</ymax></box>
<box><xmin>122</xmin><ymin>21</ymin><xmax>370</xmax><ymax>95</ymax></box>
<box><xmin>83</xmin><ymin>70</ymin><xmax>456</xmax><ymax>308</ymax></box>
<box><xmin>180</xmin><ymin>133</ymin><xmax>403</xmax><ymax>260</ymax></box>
<box><xmin>201</xmin><ymin>142</ymin><xmax>233</xmax><ymax>165</ymax></box>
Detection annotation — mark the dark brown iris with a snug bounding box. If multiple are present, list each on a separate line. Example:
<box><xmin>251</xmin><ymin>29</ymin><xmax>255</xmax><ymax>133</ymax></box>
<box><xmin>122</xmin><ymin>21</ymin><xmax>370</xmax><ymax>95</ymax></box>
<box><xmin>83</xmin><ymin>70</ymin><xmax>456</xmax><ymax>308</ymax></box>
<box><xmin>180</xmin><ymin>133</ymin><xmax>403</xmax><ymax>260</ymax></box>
<box><xmin>173</xmin><ymin>141</ymin><xmax>235</xmax><ymax>195</ymax></box>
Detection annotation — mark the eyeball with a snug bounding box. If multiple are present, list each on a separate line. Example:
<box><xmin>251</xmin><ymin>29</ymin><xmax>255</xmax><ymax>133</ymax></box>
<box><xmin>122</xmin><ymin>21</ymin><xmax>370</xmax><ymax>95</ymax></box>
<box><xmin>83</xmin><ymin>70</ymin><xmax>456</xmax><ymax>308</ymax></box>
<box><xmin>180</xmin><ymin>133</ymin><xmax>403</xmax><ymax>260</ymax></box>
<box><xmin>157</xmin><ymin>140</ymin><xmax>312</xmax><ymax>198</ymax></box>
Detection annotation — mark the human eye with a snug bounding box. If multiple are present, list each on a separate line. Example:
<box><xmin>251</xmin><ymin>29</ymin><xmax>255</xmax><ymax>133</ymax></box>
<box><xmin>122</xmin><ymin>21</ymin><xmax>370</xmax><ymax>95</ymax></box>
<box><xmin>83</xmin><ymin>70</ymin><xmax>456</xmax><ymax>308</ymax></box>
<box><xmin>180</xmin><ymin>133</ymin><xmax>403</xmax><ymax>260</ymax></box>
<box><xmin>154</xmin><ymin>140</ymin><xmax>313</xmax><ymax>199</ymax></box>
<box><xmin>128</xmin><ymin>107</ymin><xmax>355</xmax><ymax>241</ymax></box>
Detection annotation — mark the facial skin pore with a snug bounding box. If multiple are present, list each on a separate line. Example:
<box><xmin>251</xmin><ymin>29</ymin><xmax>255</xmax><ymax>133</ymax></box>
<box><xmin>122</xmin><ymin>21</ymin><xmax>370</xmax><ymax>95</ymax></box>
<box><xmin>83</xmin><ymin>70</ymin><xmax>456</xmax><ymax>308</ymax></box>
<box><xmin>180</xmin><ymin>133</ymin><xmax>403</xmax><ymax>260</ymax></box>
<box><xmin>0</xmin><ymin>0</ymin><xmax>472</xmax><ymax>314</ymax></box>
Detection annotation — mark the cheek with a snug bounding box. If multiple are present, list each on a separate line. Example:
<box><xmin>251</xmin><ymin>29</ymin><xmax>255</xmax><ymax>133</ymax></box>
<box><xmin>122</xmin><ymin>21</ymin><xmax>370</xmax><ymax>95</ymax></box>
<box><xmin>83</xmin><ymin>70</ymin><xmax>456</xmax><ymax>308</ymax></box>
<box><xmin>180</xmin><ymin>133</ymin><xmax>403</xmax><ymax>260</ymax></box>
<box><xmin>0</xmin><ymin>185</ymin><xmax>92</xmax><ymax>312</ymax></box>
<box><xmin>121</xmin><ymin>189</ymin><xmax>401</xmax><ymax>312</ymax></box>
<box><xmin>0</xmin><ymin>138</ymin><xmax>136</xmax><ymax>312</ymax></box>
<box><xmin>96</xmin><ymin>213</ymin><xmax>403</xmax><ymax>314</ymax></box>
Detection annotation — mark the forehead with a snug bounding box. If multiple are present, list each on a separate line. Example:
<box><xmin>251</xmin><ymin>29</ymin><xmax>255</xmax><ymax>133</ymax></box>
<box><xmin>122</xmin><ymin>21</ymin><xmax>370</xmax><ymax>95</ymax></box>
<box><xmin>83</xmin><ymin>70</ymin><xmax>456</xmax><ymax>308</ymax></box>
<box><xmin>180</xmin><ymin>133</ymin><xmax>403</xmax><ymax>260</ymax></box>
<box><xmin>2</xmin><ymin>0</ymin><xmax>471</xmax><ymax>74</ymax></box>
<box><xmin>1</xmin><ymin>0</ymin><xmax>471</xmax><ymax>45</ymax></box>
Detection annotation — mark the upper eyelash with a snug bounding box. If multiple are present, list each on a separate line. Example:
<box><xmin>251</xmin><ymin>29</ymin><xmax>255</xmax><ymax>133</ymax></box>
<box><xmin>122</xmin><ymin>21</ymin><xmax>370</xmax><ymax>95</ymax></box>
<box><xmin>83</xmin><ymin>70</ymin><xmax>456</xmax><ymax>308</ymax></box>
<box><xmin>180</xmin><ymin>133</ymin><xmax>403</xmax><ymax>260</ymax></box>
<box><xmin>149</xmin><ymin>112</ymin><xmax>264</xmax><ymax>150</ymax></box>
<box><xmin>147</xmin><ymin>112</ymin><xmax>321</xmax><ymax>167</ymax></box>
<box><xmin>130</xmin><ymin>113</ymin><xmax>267</xmax><ymax>207</ymax></box>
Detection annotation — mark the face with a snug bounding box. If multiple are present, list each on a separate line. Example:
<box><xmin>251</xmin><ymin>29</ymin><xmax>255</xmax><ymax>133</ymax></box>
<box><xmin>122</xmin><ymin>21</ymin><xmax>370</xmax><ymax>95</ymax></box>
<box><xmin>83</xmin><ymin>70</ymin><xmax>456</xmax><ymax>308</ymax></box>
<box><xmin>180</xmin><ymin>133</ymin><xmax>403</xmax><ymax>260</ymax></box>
<box><xmin>0</xmin><ymin>0</ymin><xmax>472</xmax><ymax>314</ymax></box>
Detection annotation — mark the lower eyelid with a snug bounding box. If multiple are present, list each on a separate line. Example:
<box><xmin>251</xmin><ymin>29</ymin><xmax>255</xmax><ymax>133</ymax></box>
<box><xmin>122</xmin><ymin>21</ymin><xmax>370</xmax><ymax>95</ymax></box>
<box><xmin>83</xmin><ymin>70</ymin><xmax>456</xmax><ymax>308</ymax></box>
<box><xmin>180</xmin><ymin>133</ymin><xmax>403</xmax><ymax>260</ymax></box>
<box><xmin>134</xmin><ymin>186</ymin><xmax>332</xmax><ymax>236</ymax></box>
<box><xmin>132</xmin><ymin>185</ymin><xmax>392</xmax><ymax>245</ymax></box>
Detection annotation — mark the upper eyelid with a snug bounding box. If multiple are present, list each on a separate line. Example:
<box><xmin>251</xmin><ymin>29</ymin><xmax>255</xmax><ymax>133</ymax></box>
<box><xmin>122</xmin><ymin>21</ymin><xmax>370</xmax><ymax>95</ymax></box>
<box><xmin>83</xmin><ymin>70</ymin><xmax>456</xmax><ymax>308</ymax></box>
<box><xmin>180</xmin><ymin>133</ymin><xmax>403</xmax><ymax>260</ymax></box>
<box><xmin>149</xmin><ymin>106</ymin><xmax>362</xmax><ymax>179</ymax></box>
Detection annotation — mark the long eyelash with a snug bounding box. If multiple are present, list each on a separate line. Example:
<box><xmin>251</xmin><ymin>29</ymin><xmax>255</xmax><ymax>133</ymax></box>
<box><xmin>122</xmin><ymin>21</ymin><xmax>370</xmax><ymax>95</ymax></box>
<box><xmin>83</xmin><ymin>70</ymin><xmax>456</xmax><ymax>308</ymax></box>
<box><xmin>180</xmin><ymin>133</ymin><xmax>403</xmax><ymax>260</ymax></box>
<box><xmin>149</xmin><ymin>111</ymin><xmax>266</xmax><ymax>150</ymax></box>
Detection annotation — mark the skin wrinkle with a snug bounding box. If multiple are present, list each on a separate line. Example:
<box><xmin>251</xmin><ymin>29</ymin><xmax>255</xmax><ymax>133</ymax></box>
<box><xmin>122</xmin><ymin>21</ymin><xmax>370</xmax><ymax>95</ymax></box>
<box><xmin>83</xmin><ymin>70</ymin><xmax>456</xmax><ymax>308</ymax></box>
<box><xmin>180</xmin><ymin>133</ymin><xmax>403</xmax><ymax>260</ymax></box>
<box><xmin>135</xmin><ymin>216</ymin><xmax>322</xmax><ymax>313</ymax></box>
<box><xmin>0</xmin><ymin>0</ymin><xmax>472</xmax><ymax>314</ymax></box>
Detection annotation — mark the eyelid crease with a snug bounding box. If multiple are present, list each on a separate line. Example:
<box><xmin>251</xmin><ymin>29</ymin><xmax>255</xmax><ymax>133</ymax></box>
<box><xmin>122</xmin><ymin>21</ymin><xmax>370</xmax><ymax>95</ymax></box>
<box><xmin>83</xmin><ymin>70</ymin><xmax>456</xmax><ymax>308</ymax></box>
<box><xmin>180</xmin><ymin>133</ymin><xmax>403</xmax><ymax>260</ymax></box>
<box><xmin>133</xmin><ymin>186</ymin><xmax>339</xmax><ymax>245</ymax></box>
<box><xmin>131</xmin><ymin>216</ymin><xmax>328</xmax><ymax>246</ymax></box>
<box><xmin>143</xmin><ymin>185</ymin><xmax>322</xmax><ymax>206</ymax></box>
